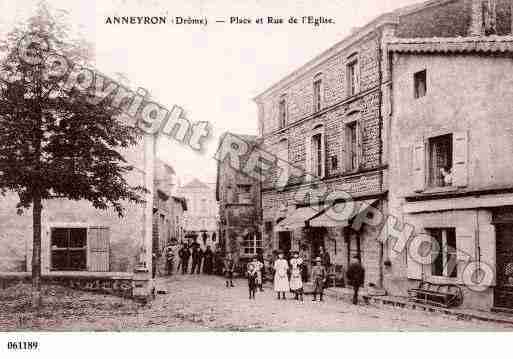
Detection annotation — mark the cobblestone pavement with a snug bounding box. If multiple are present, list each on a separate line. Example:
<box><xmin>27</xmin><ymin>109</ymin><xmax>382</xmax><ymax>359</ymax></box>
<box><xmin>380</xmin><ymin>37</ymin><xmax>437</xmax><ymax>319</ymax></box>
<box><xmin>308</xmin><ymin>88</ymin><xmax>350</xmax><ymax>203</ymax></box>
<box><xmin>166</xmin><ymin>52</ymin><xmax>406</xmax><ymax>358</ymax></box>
<box><xmin>2</xmin><ymin>274</ymin><xmax>513</xmax><ymax>331</ymax></box>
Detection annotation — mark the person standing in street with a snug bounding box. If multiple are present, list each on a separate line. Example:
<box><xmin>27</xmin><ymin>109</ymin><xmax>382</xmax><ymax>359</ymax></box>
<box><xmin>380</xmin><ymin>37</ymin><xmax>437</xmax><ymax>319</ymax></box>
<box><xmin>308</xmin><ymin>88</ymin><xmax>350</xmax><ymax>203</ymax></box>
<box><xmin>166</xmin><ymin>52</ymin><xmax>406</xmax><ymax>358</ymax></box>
<box><xmin>164</xmin><ymin>242</ymin><xmax>175</xmax><ymax>275</ymax></box>
<box><xmin>202</xmin><ymin>245</ymin><xmax>214</xmax><ymax>275</ymax></box>
<box><xmin>179</xmin><ymin>243</ymin><xmax>191</xmax><ymax>275</ymax></box>
<box><xmin>224</xmin><ymin>252</ymin><xmax>235</xmax><ymax>287</ymax></box>
<box><xmin>247</xmin><ymin>257</ymin><xmax>259</xmax><ymax>300</ymax></box>
<box><xmin>191</xmin><ymin>244</ymin><xmax>203</xmax><ymax>274</ymax></box>
<box><xmin>346</xmin><ymin>255</ymin><xmax>365</xmax><ymax>305</ymax></box>
<box><xmin>289</xmin><ymin>251</ymin><xmax>304</xmax><ymax>301</ymax></box>
<box><xmin>311</xmin><ymin>257</ymin><xmax>327</xmax><ymax>302</ymax></box>
<box><xmin>273</xmin><ymin>251</ymin><xmax>289</xmax><ymax>300</ymax></box>
<box><xmin>256</xmin><ymin>249</ymin><xmax>265</xmax><ymax>291</ymax></box>
<box><xmin>319</xmin><ymin>246</ymin><xmax>331</xmax><ymax>271</ymax></box>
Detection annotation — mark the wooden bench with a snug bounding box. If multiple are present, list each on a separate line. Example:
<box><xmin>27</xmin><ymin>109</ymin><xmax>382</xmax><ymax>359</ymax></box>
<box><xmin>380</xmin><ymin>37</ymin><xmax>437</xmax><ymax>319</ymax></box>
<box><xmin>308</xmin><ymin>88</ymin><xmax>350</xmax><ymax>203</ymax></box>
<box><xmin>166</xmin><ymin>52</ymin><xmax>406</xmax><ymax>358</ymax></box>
<box><xmin>408</xmin><ymin>281</ymin><xmax>463</xmax><ymax>308</ymax></box>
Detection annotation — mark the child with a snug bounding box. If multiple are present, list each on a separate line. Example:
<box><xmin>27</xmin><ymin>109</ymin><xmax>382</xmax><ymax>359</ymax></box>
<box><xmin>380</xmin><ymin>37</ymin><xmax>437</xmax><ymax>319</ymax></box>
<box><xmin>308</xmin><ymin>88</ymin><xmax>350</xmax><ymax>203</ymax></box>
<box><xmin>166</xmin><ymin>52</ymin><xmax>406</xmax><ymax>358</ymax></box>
<box><xmin>274</xmin><ymin>251</ymin><xmax>289</xmax><ymax>300</ymax></box>
<box><xmin>311</xmin><ymin>256</ymin><xmax>327</xmax><ymax>302</ymax></box>
<box><xmin>247</xmin><ymin>259</ymin><xmax>258</xmax><ymax>300</ymax></box>
<box><xmin>251</xmin><ymin>255</ymin><xmax>264</xmax><ymax>292</ymax></box>
<box><xmin>289</xmin><ymin>251</ymin><xmax>304</xmax><ymax>301</ymax></box>
<box><xmin>224</xmin><ymin>253</ymin><xmax>235</xmax><ymax>287</ymax></box>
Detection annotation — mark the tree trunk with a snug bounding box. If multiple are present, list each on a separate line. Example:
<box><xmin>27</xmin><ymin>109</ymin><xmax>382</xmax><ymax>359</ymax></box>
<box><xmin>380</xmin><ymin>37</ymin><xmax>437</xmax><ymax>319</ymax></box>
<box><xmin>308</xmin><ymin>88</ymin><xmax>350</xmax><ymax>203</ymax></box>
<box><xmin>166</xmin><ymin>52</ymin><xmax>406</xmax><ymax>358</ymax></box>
<box><xmin>31</xmin><ymin>191</ymin><xmax>42</xmax><ymax>308</ymax></box>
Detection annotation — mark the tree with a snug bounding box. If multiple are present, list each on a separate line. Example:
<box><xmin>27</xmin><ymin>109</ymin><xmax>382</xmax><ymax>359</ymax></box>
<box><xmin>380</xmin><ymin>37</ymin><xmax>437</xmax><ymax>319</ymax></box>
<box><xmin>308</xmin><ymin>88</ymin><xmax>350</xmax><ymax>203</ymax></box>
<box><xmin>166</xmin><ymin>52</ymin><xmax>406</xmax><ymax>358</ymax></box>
<box><xmin>0</xmin><ymin>2</ymin><xmax>146</xmax><ymax>307</ymax></box>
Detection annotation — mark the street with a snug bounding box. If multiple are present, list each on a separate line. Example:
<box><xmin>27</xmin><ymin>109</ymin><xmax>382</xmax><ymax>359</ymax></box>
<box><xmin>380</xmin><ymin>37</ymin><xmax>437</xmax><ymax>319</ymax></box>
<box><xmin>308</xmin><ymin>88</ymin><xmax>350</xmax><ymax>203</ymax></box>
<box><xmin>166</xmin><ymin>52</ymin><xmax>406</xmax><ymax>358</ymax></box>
<box><xmin>2</xmin><ymin>274</ymin><xmax>513</xmax><ymax>331</ymax></box>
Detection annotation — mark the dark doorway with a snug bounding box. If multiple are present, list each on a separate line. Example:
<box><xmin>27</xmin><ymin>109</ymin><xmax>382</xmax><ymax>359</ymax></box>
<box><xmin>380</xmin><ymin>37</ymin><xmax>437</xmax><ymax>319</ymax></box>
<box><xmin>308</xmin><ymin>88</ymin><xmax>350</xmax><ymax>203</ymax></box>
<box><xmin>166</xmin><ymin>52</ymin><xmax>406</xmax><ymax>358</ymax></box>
<box><xmin>309</xmin><ymin>228</ymin><xmax>325</xmax><ymax>264</ymax></box>
<box><xmin>495</xmin><ymin>224</ymin><xmax>513</xmax><ymax>309</ymax></box>
<box><xmin>278</xmin><ymin>231</ymin><xmax>292</xmax><ymax>260</ymax></box>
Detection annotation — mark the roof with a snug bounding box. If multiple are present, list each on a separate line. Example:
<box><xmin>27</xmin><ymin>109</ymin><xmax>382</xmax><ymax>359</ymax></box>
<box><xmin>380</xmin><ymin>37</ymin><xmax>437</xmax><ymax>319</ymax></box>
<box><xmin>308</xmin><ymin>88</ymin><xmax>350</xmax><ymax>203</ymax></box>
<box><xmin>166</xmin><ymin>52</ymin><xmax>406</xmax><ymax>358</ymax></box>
<box><xmin>387</xmin><ymin>36</ymin><xmax>513</xmax><ymax>54</ymax></box>
<box><xmin>181</xmin><ymin>178</ymin><xmax>211</xmax><ymax>189</ymax></box>
<box><xmin>252</xmin><ymin>0</ymin><xmax>459</xmax><ymax>101</ymax></box>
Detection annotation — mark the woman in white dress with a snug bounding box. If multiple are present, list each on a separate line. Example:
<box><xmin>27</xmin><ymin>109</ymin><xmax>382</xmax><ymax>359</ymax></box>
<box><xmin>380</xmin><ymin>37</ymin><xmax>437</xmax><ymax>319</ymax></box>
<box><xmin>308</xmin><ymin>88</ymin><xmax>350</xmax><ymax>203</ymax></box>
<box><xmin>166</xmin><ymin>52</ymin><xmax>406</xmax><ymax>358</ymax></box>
<box><xmin>289</xmin><ymin>251</ymin><xmax>304</xmax><ymax>301</ymax></box>
<box><xmin>274</xmin><ymin>252</ymin><xmax>290</xmax><ymax>300</ymax></box>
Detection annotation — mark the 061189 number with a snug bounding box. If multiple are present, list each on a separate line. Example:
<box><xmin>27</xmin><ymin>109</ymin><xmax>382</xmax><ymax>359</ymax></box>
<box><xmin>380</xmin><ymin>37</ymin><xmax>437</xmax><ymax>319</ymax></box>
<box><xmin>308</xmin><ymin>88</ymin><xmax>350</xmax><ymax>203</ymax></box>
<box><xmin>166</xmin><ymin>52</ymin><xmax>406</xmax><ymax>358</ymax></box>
<box><xmin>7</xmin><ymin>341</ymin><xmax>39</xmax><ymax>350</ymax></box>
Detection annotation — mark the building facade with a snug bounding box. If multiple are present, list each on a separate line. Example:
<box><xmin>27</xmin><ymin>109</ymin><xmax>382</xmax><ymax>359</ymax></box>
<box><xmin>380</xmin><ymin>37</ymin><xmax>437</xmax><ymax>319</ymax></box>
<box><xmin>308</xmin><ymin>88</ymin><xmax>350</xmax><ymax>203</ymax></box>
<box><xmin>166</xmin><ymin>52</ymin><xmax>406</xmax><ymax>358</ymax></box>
<box><xmin>0</xmin><ymin>133</ymin><xmax>165</xmax><ymax>296</ymax></box>
<box><xmin>216</xmin><ymin>133</ymin><xmax>262</xmax><ymax>266</ymax></box>
<box><xmin>177</xmin><ymin>179</ymin><xmax>219</xmax><ymax>249</ymax></box>
<box><xmin>255</xmin><ymin>0</ymin><xmax>513</xmax><ymax>311</ymax></box>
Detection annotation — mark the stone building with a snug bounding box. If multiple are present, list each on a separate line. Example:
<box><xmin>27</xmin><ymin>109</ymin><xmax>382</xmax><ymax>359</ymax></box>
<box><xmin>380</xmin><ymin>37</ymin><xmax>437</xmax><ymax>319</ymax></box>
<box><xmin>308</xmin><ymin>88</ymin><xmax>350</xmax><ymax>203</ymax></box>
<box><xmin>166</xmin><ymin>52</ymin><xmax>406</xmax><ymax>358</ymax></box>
<box><xmin>152</xmin><ymin>160</ymin><xmax>187</xmax><ymax>276</ymax></box>
<box><xmin>177</xmin><ymin>179</ymin><xmax>219</xmax><ymax>249</ymax></box>
<box><xmin>216</xmin><ymin>133</ymin><xmax>262</xmax><ymax>267</ymax></box>
<box><xmin>0</xmin><ymin>132</ymin><xmax>167</xmax><ymax>295</ymax></box>
<box><xmin>254</xmin><ymin>0</ymin><xmax>513</xmax><ymax>300</ymax></box>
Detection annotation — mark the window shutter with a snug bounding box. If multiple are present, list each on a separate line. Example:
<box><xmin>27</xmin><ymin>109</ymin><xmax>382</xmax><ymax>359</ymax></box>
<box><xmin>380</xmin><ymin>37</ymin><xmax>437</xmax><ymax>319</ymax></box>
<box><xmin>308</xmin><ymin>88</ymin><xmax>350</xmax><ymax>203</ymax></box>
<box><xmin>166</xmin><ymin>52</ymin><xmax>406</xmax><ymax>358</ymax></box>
<box><xmin>321</xmin><ymin>130</ymin><xmax>326</xmax><ymax>178</ymax></box>
<box><xmin>456</xmin><ymin>226</ymin><xmax>475</xmax><ymax>262</ymax></box>
<box><xmin>340</xmin><ymin>127</ymin><xmax>347</xmax><ymax>173</ymax></box>
<box><xmin>412</xmin><ymin>140</ymin><xmax>426</xmax><ymax>192</ymax></box>
<box><xmin>478</xmin><ymin>224</ymin><xmax>496</xmax><ymax>285</ymax></box>
<box><xmin>407</xmin><ymin>234</ymin><xmax>424</xmax><ymax>280</ymax></box>
<box><xmin>357</xmin><ymin>121</ymin><xmax>363</xmax><ymax>169</ymax></box>
<box><xmin>88</xmin><ymin>227</ymin><xmax>110</xmax><ymax>272</ymax></box>
<box><xmin>452</xmin><ymin>131</ymin><xmax>468</xmax><ymax>187</ymax></box>
<box><xmin>355</xmin><ymin>60</ymin><xmax>361</xmax><ymax>93</ymax></box>
<box><xmin>305</xmin><ymin>135</ymin><xmax>312</xmax><ymax>182</ymax></box>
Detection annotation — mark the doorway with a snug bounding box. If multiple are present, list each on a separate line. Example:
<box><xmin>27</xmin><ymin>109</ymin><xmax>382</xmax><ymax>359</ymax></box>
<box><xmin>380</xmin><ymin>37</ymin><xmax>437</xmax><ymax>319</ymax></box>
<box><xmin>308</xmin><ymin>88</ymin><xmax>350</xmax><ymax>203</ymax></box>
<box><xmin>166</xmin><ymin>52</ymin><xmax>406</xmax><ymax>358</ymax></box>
<box><xmin>494</xmin><ymin>224</ymin><xmax>513</xmax><ymax>309</ymax></box>
<box><xmin>309</xmin><ymin>228</ymin><xmax>325</xmax><ymax>264</ymax></box>
<box><xmin>278</xmin><ymin>231</ymin><xmax>292</xmax><ymax>260</ymax></box>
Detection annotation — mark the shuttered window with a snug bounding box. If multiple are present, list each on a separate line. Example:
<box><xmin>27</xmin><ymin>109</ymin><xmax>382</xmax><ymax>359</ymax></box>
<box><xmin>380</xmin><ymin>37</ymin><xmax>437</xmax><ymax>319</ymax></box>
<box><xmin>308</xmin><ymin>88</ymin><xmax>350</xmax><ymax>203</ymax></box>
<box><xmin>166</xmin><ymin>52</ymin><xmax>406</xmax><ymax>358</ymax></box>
<box><xmin>88</xmin><ymin>227</ymin><xmax>110</xmax><ymax>272</ymax></box>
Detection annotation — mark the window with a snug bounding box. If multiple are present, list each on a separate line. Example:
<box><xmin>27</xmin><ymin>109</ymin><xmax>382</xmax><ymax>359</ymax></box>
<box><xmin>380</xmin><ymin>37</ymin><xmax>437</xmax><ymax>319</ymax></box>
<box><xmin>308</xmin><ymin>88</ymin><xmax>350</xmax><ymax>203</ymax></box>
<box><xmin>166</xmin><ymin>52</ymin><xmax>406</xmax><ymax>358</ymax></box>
<box><xmin>201</xmin><ymin>198</ymin><xmax>207</xmax><ymax>213</ymax></box>
<box><xmin>242</xmin><ymin>233</ymin><xmax>262</xmax><ymax>256</ymax></box>
<box><xmin>237</xmin><ymin>184</ymin><xmax>252</xmax><ymax>204</ymax></box>
<box><xmin>313</xmin><ymin>78</ymin><xmax>322</xmax><ymax>112</ymax></box>
<box><xmin>51</xmin><ymin>228</ymin><xmax>87</xmax><ymax>271</ymax></box>
<box><xmin>331</xmin><ymin>156</ymin><xmax>338</xmax><ymax>171</ymax></box>
<box><xmin>279</xmin><ymin>98</ymin><xmax>287</xmax><ymax>128</ymax></box>
<box><xmin>277</xmin><ymin>139</ymin><xmax>289</xmax><ymax>187</ymax></box>
<box><xmin>428</xmin><ymin>134</ymin><xmax>453</xmax><ymax>187</ymax></box>
<box><xmin>414</xmin><ymin>70</ymin><xmax>427</xmax><ymax>99</ymax></box>
<box><xmin>347</xmin><ymin>121</ymin><xmax>358</xmax><ymax>171</ymax></box>
<box><xmin>312</xmin><ymin>133</ymin><xmax>323</xmax><ymax>177</ymax></box>
<box><xmin>347</xmin><ymin>59</ymin><xmax>359</xmax><ymax>96</ymax></box>
<box><xmin>428</xmin><ymin>228</ymin><xmax>457</xmax><ymax>278</ymax></box>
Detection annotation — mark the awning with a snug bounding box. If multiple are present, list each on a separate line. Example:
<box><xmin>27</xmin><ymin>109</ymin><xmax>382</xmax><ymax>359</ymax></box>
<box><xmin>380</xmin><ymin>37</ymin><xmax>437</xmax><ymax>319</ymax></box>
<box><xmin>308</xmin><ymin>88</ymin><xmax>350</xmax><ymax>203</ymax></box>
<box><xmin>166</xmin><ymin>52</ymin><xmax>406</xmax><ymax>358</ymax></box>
<box><xmin>274</xmin><ymin>206</ymin><xmax>320</xmax><ymax>232</ymax></box>
<box><xmin>309</xmin><ymin>199</ymin><xmax>378</xmax><ymax>228</ymax></box>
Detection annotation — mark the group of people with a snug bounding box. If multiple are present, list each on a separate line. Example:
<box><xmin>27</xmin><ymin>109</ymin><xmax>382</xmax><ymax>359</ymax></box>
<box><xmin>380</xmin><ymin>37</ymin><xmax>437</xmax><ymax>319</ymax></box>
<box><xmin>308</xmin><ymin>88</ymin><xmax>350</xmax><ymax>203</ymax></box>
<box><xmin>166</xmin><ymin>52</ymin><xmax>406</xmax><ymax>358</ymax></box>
<box><xmin>266</xmin><ymin>246</ymin><xmax>366</xmax><ymax>305</ymax></box>
<box><xmin>164</xmin><ymin>242</ymin><xmax>216</xmax><ymax>276</ymax></box>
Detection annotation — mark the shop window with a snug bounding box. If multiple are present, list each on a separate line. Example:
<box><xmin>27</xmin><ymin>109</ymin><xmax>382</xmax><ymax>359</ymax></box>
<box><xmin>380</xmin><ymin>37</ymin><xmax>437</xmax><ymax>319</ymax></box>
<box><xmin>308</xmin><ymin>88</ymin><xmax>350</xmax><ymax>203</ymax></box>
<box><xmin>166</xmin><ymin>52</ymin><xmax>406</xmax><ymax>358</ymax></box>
<box><xmin>243</xmin><ymin>233</ymin><xmax>262</xmax><ymax>256</ymax></box>
<box><xmin>428</xmin><ymin>134</ymin><xmax>453</xmax><ymax>187</ymax></box>
<box><xmin>414</xmin><ymin>70</ymin><xmax>427</xmax><ymax>99</ymax></box>
<box><xmin>429</xmin><ymin>228</ymin><xmax>457</xmax><ymax>278</ymax></box>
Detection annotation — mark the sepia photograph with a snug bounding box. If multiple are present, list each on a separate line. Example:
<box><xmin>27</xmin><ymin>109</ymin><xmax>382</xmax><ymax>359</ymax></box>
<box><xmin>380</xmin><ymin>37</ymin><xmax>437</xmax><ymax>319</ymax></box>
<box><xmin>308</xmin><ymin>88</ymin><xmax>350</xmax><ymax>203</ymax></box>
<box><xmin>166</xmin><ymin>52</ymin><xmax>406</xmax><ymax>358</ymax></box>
<box><xmin>1</xmin><ymin>0</ymin><xmax>513</xmax><ymax>356</ymax></box>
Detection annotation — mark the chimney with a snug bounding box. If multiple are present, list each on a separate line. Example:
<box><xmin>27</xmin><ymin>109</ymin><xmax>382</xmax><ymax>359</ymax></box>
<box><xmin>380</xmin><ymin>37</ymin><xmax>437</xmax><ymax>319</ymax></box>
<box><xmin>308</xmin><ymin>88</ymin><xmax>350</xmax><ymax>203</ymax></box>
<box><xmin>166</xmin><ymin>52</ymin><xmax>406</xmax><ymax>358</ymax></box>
<box><xmin>469</xmin><ymin>0</ymin><xmax>497</xmax><ymax>36</ymax></box>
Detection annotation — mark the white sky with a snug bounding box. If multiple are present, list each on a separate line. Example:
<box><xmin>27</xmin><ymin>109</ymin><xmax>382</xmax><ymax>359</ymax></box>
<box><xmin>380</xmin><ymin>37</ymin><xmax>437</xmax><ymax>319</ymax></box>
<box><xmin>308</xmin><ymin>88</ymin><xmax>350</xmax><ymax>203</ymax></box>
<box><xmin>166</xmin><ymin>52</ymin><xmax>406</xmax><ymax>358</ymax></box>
<box><xmin>0</xmin><ymin>0</ymin><xmax>422</xmax><ymax>185</ymax></box>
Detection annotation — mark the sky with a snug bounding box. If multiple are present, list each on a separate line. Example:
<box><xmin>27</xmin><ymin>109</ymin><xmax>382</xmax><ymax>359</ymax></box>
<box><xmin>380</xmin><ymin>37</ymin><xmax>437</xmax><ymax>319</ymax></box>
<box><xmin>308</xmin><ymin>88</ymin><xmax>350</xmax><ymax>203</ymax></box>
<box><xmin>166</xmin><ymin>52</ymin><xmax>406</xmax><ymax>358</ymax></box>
<box><xmin>0</xmin><ymin>0</ymin><xmax>422</xmax><ymax>185</ymax></box>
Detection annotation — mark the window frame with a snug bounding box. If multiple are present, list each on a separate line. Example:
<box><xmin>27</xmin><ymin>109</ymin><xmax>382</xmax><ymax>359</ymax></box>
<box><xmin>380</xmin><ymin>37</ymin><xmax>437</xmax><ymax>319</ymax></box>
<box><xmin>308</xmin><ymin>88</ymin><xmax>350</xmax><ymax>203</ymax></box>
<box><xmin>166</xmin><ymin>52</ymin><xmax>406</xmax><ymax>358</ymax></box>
<box><xmin>313</xmin><ymin>74</ymin><xmax>323</xmax><ymax>113</ymax></box>
<box><xmin>347</xmin><ymin>57</ymin><xmax>359</xmax><ymax>97</ymax></box>
<box><xmin>414</xmin><ymin>69</ymin><xmax>427</xmax><ymax>99</ymax></box>
<box><xmin>428</xmin><ymin>227</ymin><xmax>457</xmax><ymax>279</ymax></box>
<box><xmin>242</xmin><ymin>232</ymin><xmax>262</xmax><ymax>257</ymax></box>
<box><xmin>308</xmin><ymin>124</ymin><xmax>326</xmax><ymax>179</ymax></box>
<box><xmin>427</xmin><ymin>133</ymin><xmax>453</xmax><ymax>188</ymax></box>
<box><xmin>278</xmin><ymin>96</ymin><xmax>287</xmax><ymax>129</ymax></box>
<box><xmin>50</xmin><ymin>227</ymin><xmax>88</xmax><ymax>272</ymax></box>
<box><xmin>346</xmin><ymin>120</ymin><xmax>359</xmax><ymax>172</ymax></box>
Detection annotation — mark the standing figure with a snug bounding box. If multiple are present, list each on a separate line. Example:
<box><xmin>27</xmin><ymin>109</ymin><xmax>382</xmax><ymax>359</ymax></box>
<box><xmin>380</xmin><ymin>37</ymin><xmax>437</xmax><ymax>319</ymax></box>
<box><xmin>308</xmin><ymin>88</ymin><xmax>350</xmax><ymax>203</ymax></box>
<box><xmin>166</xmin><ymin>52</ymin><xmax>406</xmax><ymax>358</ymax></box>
<box><xmin>319</xmin><ymin>246</ymin><xmax>331</xmax><ymax>271</ymax></box>
<box><xmin>274</xmin><ymin>252</ymin><xmax>290</xmax><ymax>300</ymax></box>
<box><xmin>311</xmin><ymin>257</ymin><xmax>327</xmax><ymax>302</ymax></box>
<box><xmin>247</xmin><ymin>258</ymin><xmax>258</xmax><ymax>300</ymax></box>
<box><xmin>179</xmin><ymin>244</ymin><xmax>191</xmax><ymax>275</ymax></box>
<box><xmin>299</xmin><ymin>245</ymin><xmax>310</xmax><ymax>283</ymax></box>
<box><xmin>289</xmin><ymin>251</ymin><xmax>304</xmax><ymax>301</ymax></box>
<box><xmin>191</xmin><ymin>244</ymin><xmax>203</xmax><ymax>274</ymax></box>
<box><xmin>346</xmin><ymin>255</ymin><xmax>365</xmax><ymax>305</ymax></box>
<box><xmin>224</xmin><ymin>252</ymin><xmax>235</xmax><ymax>287</ymax></box>
<box><xmin>203</xmin><ymin>245</ymin><xmax>214</xmax><ymax>274</ymax></box>
<box><xmin>256</xmin><ymin>249</ymin><xmax>265</xmax><ymax>291</ymax></box>
<box><xmin>164</xmin><ymin>242</ymin><xmax>175</xmax><ymax>275</ymax></box>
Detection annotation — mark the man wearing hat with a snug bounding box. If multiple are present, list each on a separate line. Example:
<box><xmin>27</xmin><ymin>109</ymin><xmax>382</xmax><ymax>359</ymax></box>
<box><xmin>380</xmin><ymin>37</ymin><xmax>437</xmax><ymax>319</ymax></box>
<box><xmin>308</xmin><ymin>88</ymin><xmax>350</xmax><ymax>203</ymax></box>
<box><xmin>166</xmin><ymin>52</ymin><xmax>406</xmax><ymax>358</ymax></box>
<box><xmin>311</xmin><ymin>256</ymin><xmax>327</xmax><ymax>302</ymax></box>
<box><xmin>346</xmin><ymin>255</ymin><xmax>365</xmax><ymax>305</ymax></box>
